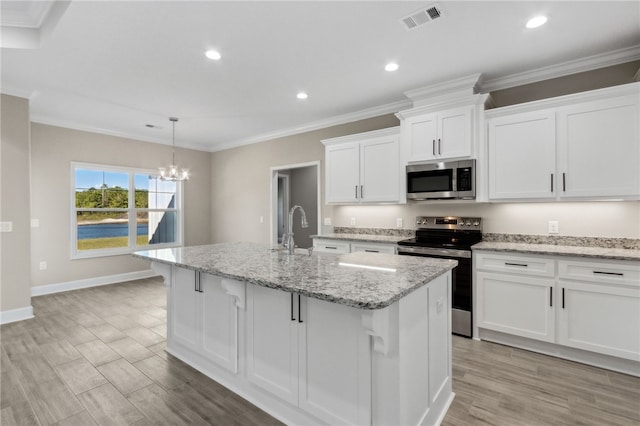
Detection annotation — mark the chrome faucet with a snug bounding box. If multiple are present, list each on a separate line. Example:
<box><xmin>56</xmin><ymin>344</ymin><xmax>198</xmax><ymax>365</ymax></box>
<box><xmin>283</xmin><ymin>205</ymin><xmax>308</xmax><ymax>255</ymax></box>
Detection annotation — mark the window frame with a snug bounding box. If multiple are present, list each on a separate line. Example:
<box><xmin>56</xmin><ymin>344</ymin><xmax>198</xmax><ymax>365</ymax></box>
<box><xmin>71</xmin><ymin>162</ymin><xmax>184</xmax><ymax>259</ymax></box>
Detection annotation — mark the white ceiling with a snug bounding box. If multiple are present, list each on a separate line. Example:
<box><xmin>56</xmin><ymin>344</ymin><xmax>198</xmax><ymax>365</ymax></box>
<box><xmin>2</xmin><ymin>1</ymin><xmax>639</xmax><ymax>152</ymax></box>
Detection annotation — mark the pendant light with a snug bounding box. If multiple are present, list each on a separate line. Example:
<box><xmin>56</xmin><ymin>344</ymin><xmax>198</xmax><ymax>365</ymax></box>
<box><xmin>159</xmin><ymin>117</ymin><xmax>189</xmax><ymax>181</ymax></box>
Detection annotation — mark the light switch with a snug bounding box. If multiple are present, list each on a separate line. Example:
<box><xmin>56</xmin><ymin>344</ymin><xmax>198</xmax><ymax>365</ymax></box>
<box><xmin>323</xmin><ymin>217</ymin><xmax>332</xmax><ymax>226</ymax></box>
<box><xmin>350</xmin><ymin>217</ymin><xmax>356</xmax><ymax>226</ymax></box>
<box><xmin>396</xmin><ymin>218</ymin><xmax>403</xmax><ymax>228</ymax></box>
<box><xmin>0</xmin><ymin>221</ymin><xmax>12</xmax><ymax>232</ymax></box>
<box><xmin>31</xmin><ymin>219</ymin><xmax>40</xmax><ymax>228</ymax></box>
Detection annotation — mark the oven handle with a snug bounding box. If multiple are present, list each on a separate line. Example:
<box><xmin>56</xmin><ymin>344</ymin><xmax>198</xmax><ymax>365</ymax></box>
<box><xmin>397</xmin><ymin>246</ymin><xmax>471</xmax><ymax>258</ymax></box>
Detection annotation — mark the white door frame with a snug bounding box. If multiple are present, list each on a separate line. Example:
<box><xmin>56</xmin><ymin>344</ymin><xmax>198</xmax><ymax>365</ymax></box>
<box><xmin>270</xmin><ymin>161</ymin><xmax>321</xmax><ymax>247</ymax></box>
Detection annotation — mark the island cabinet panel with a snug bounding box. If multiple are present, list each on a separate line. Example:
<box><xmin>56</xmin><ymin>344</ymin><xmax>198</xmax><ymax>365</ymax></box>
<box><xmin>246</xmin><ymin>284</ymin><xmax>298</xmax><ymax>405</ymax></box>
<box><xmin>168</xmin><ymin>266</ymin><xmax>242</xmax><ymax>374</ymax></box>
<box><xmin>246</xmin><ymin>285</ymin><xmax>371</xmax><ymax>425</ymax></box>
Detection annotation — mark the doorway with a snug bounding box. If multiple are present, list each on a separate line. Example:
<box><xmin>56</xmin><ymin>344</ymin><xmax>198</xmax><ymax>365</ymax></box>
<box><xmin>270</xmin><ymin>161</ymin><xmax>320</xmax><ymax>249</ymax></box>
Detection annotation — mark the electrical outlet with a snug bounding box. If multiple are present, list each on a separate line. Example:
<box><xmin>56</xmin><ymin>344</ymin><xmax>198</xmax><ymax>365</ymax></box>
<box><xmin>259</xmin><ymin>216</ymin><xmax>264</xmax><ymax>224</ymax></box>
<box><xmin>0</xmin><ymin>222</ymin><xmax>12</xmax><ymax>232</ymax></box>
<box><xmin>350</xmin><ymin>217</ymin><xmax>356</xmax><ymax>226</ymax></box>
<box><xmin>396</xmin><ymin>218</ymin><xmax>403</xmax><ymax>228</ymax></box>
<box><xmin>39</xmin><ymin>261</ymin><xmax>47</xmax><ymax>270</ymax></box>
<box><xmin>323</xmin><ymin>217</ymin><xmax>332</xmax><ymax>226</ymax></box>
<box><xmin>31</xmin><ymin>219</ymin><xmax>40</xmax><ymax>228</ymax></box>
<box><xmin>548</xmin><ymin>220</ymin><xmax>559</xmax><ymax>234</ymax></box>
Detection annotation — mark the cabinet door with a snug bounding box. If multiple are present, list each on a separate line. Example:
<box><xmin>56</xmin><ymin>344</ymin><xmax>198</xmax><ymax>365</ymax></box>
<box><xmin>439</xmin><ymin>106</ymin><xmax>472</xmax><ymax>159</ymax></box>
<box><xmin>170</xmin><ymin>267</ymin><xmax>199</xmax><ymax>351</ymax></box>
<box><xmin>298</xmin><ymin>297</ymin><xmax>371</xmax><ymax>425</ymax></box>
<box><xmin>558</xmin><ymin>96</ymin><xmax>639</xmax><ymax>199</ymax></box>
<box><xmin>558</xmin><ymin>281</ymin><xmax>640</xmax><ymax>361</ymax></box>
<box><xmin>325</xmin><ymin>142</ymin><xmax>360</xmax><ymax>203</ymax></box>
<box><xmin>246</xmin><ymin>285</ymin><xmax>298</xmax><ymax>405</ymax></box>
<box><xmin>488</xmin><ymin>110</ymin><xmax>556</xmax><ymax>200</ymax></box>
<box><xmin>360</xmin><ymin>136</ymin><xmax>400</xmax><ymax>202</ymax></box>
<box><xmin>200</xmin><ymin>274</ymin><xmax>239</xmax><ymax>373</ymax></box>
<box><xmin>476</xmin><ymin>271</ymin><xmax>555</xmax><ymax>342</ymax></box>
<box><xmin>404</xmin><ymin>113</ymin><xmax>438</xmax><ymax>162</ymax></box>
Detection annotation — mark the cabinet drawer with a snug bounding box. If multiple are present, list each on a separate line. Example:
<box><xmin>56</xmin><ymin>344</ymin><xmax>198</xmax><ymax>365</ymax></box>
<box><xmin>350</xmin><ymin>242</ymin><xmax>396</xmax><ymax>254</ymax></box>
<box><xmin>313</xmin><ymin>239</ymin><xmax>350</xmax><ymax>254</ymax></box>
<box><xmin>558</xmin><ymin>259</ymin><xmax>640</xmax><ymax>287</ymax></box>
<box><xmin>475</xmin><ymin>252</ymin><xmax>555</xmax><ymax>277</ymax></box>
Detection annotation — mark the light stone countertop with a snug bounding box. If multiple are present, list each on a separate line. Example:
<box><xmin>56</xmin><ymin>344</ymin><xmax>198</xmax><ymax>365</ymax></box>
<box><xmin>472</xmin><ymin>241</ymin><xmax>640</xmax><ymax>262</ymax></box>
<box><xmin>312</xmin><ymin>233</ymin><xmax>408</xmax><ymax>244</ymax></box>
<box><xmin>133</xmin><ymin>242</ymin><xmax>456</xmax><ymax>310</ymax></box>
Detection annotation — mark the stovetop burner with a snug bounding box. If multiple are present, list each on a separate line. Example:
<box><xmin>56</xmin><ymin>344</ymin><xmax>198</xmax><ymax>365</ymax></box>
<box><xmin>398</xmin><ymin>216</ymin><xmax>483</xmax><ymax>251</ymax></box>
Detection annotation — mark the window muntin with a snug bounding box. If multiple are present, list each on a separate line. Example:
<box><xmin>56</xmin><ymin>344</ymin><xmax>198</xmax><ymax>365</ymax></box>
<box><xmin>72</xmin><ymin>164</ymin><xmax>182</xmax><ymax>258</ymax></box>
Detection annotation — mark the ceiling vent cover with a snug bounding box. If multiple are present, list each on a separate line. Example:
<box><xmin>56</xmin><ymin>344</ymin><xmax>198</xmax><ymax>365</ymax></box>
<box><xmin>401</xmin><ymin>4</ymin><xmax>443</xmax><ymax>30</ymax></box>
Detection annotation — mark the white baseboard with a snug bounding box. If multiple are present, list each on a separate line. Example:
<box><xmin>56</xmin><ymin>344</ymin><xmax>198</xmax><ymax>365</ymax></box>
<box><xmin>31</xmin><ymin>269</ymin><xmax>157</xmax><ymax>297</ymax></box>
<box><xmin>0</xmin><ymin>305</ymin><xmax>34</xmax><ymax>324</ymax></box>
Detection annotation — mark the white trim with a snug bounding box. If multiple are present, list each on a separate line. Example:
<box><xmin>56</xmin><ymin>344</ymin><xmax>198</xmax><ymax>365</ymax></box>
<box><xmin>480</xmin><ymin>45</ymin><xmax>640</xmax><ymax>92</ymax></box>
<box><xmin>320</xmin><ymin>126</ymin><xmax>400</xmax><ymax>146</ymax></box>
<box><xmin>0</xmin><ymin>306</ymin><xmax>34</xmax><ymax>324</ymax></box>
<box><xmin>0</xmin><ymin>86</ymin><xmax>38</xmax><ymax>100</ymax></box>
<box><xmin>211</xmin><ymin>100</ymin><xmax>410</xmax><ymax>153</ymax></box>
<box><xmin>31</xmin><ymin>269</ymin><xmax>156</xmax><ymax>297</ymax></box>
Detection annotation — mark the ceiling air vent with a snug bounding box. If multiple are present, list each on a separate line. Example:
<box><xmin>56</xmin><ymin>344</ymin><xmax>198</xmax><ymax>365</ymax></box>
<box><xmin>401</xmin><ymin>4</ymin><xmax>443</xmax><ymax>30</ymax></box>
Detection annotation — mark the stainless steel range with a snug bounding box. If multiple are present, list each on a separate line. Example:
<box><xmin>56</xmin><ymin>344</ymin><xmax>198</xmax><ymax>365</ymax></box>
<box><xmin>397</xmin><ymin>216</ymin><xmax>482</xmax><ymax>338</ymax></box>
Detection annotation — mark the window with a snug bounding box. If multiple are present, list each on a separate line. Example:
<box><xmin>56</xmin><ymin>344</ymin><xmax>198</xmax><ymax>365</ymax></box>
<box><xmin>72</xmin><ymin>163</ymin><xmax>182</xmax><ymax>258</ymax></box>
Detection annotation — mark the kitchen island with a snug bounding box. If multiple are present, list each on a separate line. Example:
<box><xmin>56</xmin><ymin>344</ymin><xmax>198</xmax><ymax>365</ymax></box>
<box><xmin>134</xmin><ymin>242</ymin><xmax>457</xmax><ymax>426</ymax></box>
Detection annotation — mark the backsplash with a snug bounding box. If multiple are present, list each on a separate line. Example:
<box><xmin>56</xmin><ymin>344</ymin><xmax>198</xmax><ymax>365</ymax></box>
<box><xmin>334</xmin><ymin>227</ymin><xmax>414</xmax><ymax>238</ymax></box>
<box><xmin>482</xmin><ymin>233</ymin><xmax>640</xmax><ymax>250</ymax></box>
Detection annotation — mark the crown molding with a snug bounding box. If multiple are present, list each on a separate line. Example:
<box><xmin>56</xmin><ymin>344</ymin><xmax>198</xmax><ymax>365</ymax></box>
<box><xmin>403</xmin><ymin>73</ymin><xmax>482</xmax><ymax>105</ymax></box>
<box><xmin>210</xmin><ymin>98</ymin><xmax>410</xmax><ymax>153</ymax></box>
<box><xmin>30</xmin><ymin>115</ymin><xmax>211</xmax><ymax>152</ymax></box>
<box><xmin>480</xmin><ymin>45</ymin><xmax>640</xmax><ymax>93</ymax></box>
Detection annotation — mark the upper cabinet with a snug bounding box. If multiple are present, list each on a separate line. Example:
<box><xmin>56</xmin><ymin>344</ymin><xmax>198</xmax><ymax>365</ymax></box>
<box><xmin>486</xmin><ymin>83</ymin><xmax>640</xmax><ymax>201</ymax></box>
<box><xmin>323</xmin><ymin>127</ymin><xmax>402</xmax><ymax>204</ymax></box>
<box><xmin>399</xmin><ymin>106</ymin><xmax>473</xmax><ymax>162</ymax></box>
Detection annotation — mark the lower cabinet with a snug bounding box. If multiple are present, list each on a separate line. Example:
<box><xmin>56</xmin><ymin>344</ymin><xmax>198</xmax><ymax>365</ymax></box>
<box><xmin>169</xmin><ymin>266</ymin><xmax>242</xmax><ymax>373</ymax></box>
<box><xmin>474</xmin><ymin>251</ymin><xmax>640</xmax><ymax>364</ymax></box>
<box><xmin>246</xmin><ymin>284</ymin><xmax>370</xmax><ymax>425</ymax></box>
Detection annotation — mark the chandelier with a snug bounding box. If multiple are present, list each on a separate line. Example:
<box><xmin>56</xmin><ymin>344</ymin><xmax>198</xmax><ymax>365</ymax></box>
<box><xmin>159</xmin><ymin>117</ymin><xmax>189</xmax><ymax>181</ymax></box>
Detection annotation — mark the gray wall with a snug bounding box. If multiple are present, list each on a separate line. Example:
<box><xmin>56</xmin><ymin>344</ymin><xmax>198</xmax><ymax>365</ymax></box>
<box><xmin>30</xmin><ymin>123</ymin><xmax>212</xmax><ymax>287</ymax></box>
<box><xmin>1</xmin><ymin>94</ymin><xmax>32</xmax><ymax>312</ymax></box>
<box><xmin>290</xmin><ymin>166</ymin><xmax>318</xmax><ymax>248</ymax></box>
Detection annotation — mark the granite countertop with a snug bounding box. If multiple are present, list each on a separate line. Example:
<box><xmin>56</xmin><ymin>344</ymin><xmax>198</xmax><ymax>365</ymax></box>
<box><xmin>472</xmin><ymin>241</ymin><xmax>640</xmax><ymax>262</ymax></box>
<box><xmin>133</xmin><ymin>242</ymin><xmax>456</xmax><ymax>310</ymax></box>
<box><xmin>312</xmin><ymin>233</ymin><xmax>408</xmax><ymax>244</ymax></box>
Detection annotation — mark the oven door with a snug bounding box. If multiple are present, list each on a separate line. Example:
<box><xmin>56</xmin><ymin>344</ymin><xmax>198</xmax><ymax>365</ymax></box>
<box><xmin>406</xmin><ymin>164</ymin><xmax>456</xmax><ymax>200</ymax></box>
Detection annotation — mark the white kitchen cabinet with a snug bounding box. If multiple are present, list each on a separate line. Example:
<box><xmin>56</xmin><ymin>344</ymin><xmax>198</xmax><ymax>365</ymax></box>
<box><xmin>557</xmin><ymin>96</ymin><xmax>639</xmax><ymax>199</ymax></box>
<box><xmin>474</xmin><ymin>250</ymin><xmax>640</xmax><ymax>367</ymax></box>
<box><xmin>168</xmin><ymin>266</ymin><xmax>243</xmax><ymax>373</ymax></box>
<box><xmin>312</xmin><ymin>238</ymin><xmax>397</xmax><ymax>254</ymax></box>
<box><xmin>246</xmin><ymin>284</ymin><xmax>371</xmax><ymax>425</ymax></box>
<box><xmin>488</xmin><ymin>110</ymin><xmax>556</xmax><ymax>200</ymax></box>
<box><xmin>401</xmin><ymin>106</ymin><xmax>473</xmax><ymax>162</ymax></box>
<box><xmin>486</xmin><ymin>82</ymin><xmax>640</xmax><ymax>201</ymax></box>
<box><xmin>323</xmin><ymin>127</ymin><xmax>401</xmax><ymax>204</ymax></box>
<box><xmin>557</xmin><ymin>259</ymin><xmax>640</xmax><ymax>361</ymax></box>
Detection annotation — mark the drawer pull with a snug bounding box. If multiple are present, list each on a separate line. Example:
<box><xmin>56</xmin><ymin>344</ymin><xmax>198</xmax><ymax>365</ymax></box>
<box><xmin>549</xmin><ymin>287</ymin><xmax>553</xmax><ymax>307</ymax></box>
<box><xmin>562</xmin><ymin>288</ymin><xmax>565</xmax><ymax>309</ymax></box>
<box><xmin>505</xmin><ymin>262</ymin><xmax>528</xmax><ymax>268</ymax></box>
<box><xmin>593</xmin><ymin>271</ymin><xmax>624</xmax><ymax>277</ymax></box>
<box><xmin>364</xmin><ymin>249</ymin><xmax>379</xmax><ymax>253</ymax></box>
<box><xmin>325</xmin><ymin>246</ymin><xmax>337</xmax><ymax>250</ymax></box>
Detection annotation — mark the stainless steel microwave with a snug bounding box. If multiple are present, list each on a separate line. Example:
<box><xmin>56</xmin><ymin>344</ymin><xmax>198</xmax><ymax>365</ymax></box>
<box><xmin>406</xmin><ymin>160</ymin><xmax>476</xmax><ymax>200</ymax></box>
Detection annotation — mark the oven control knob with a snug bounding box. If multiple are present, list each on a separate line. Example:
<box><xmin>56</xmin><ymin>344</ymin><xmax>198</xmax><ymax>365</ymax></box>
<box><xmin>465</xmin><ymin>221</ymin><xmax>472</xmax><ymax>226</ymax></box>
<box><xmin>473</xmin><ymin>221</ymin><xmax>480</xmax><ymax>226</ymax></box>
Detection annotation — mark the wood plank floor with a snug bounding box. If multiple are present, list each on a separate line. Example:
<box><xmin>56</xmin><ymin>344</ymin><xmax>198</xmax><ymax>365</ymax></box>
<box><xmin>1</xmin><ymin>277</ymin><xmax>638</xmax><ymax>425</ymax></box>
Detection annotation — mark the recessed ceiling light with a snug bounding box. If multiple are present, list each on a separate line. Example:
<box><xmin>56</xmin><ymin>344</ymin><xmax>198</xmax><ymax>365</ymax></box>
<box><xmin>205</xmin><ymin>49</ymin><xmax>221</xmax><ymax>60</ymax></box>
<box><xmin>526</xmin><ymin>15</ymin><xmax>547</xmax><ymax>29</ymax></box>
<box><xmin>385</xmin><ymin>62</ymin><xmax>399</xmax><ymax>72</ymax></box>
<box><xmin>296</xmin><ymin>92</ymin><xmax>308</xmax><ymax>100</ymax></box>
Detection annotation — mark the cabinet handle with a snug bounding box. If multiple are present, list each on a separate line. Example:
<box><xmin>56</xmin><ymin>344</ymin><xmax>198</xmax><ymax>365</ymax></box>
<box><xmin>198</xmin><ymin>272</ymin><xmax>203</xmax><ymax>292</ymax></box>
<box><xmin>550</xmin><ymin>174</ymin><xmax>554</xmax><ymax>192</ymax></box>
<box><xmin>364</xmin><ymin>249</ymin><xmax>379</xmax><ymax>253</ymax></box>
<box><xmin>325</xmin><ymin>246</ymin><xmax>337</xmax><ymax>250</ymax></box>
<box><xmin>432</xmin><ymin>139</ymin><xmax>436</xmax><ymax>156</ymax></box>
<box><xmin>298</xmin><ymin>294</ymin><xmax>303</xmax><ymax>323</ymax></box>
<box><xmin>194</xmin><ymin>271</ymin><xmax>198</xmax><ymax>292</ymax></box>
<box><xmin>438</xmin><ymin>138</ymin><xmax>442</xmax><ymax>155</ymax></box>
<box><xmin>562</xmin><ymin>173</ymin><xmax>566</xmax><ymax>192</ymax></box>
<box><xmin>562</xmin><ymin>288</ymin><xmax>565</xmax><ymax>309</ymax></box>
<box><xmin>550</xmin><ymin>287</ymin><xmax>553</xmax><ymax>307</ymax></box>
<box><xmin>291</xmin><ymin>293</ymin><xmax>295</xmax><ymax>321</ymax></box>
<box><xmin>505</xmin><ymin>262</ymin><xmax>528</xmax><ymax>268</ymax></box>
<box><xmin>361</xmin><ymin>185</ymin><xmax>363</xmax><ymax>199</ymax></box>
<box><xmin>593</xmin><ymin>271</ymin><xmax>624</xmax><ymax>277</ymax></box>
